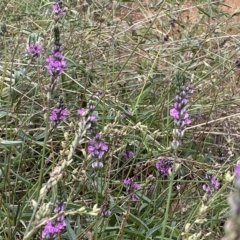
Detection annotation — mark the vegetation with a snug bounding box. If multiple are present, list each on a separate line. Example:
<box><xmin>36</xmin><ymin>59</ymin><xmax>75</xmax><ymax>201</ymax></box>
<box><xmin>0</xmin><ymin>0</ymin><xmax>240</xmax><ymax>239</ymax></box>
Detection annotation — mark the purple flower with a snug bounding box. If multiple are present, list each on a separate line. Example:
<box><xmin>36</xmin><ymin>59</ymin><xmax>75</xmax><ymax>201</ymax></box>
<box><xmin>156</xmin><ymin>158</ymin><xmax>173</xmax><ymax>176</ymax></box>
<box><xmin>202</xmin><ymin>174</ymin><xmax>220</xmax><ymax>192</ymax></box>
<box><xmin>147</xmin><ymin>184</ymin><xmax>155</xmax><ymax>193</ymax></box>
<box><xmin>54</xmin><ymin>203</ymin><xmax>65</xmax><ymax>213</ymax></box>
<box><xmin>42</xmin><ymin>220</ymin><xmax>66</xmax><ymax>239</ymax></box>
<box><xmin>88</xmin><ymin>133</ymin><xmax>108</xmax><ymax>159</ymax></box>
<box><xmin>170</xmin><ymin>108</ymin><xmax>179</xmax><ymax>119</ymax></box>
<box><xmin>184</xmin><ymin>118</ymin><xmax>191</xmax><ymax>125</ymax></box>
<box><xmin>27</xmin><ymin>43</ymin><xmax>43</xmax><ymax>56</ymax></box>
<box><xmin>123</xmin><ymin>150</ymin><xmax>134</xmax><ymax>160</ymax></box>
<box><xmin>77</xmin><ymin>108</ymin><xmax>96</xmax><ymax>122</ymax></box>
<box><xmin>88</xmin><ymin>115</ymin><xmax>96</xmax><ymax>122</ymax></box>
<box><xmin>46</xmin><ymin>47</ymin><xmax>66</xmax><ymax>76</ymax></box>
<box><xmin>131</xmin><ymin>194</ymin><xmax>138</xmax><ymax>201</ymax></box>
<box><xmin>123</xmin><ymin>177</ymin><xmax>132</xmax><ymax>189</ymax></box>
<box><xmin>100</xmin><ymin>204</ymin><xmax>111</xmax><ymax>217</ymax></box>
<box><xmin>170</xmin><ymin>85</ymin><xmax>193</xmax><ymax>149</ymax></box>
<box><xmin>123</xmin><ymin>177</ymin><xmax>140</xmax><ymax>201</ymax></box>
<box><xmin>88</xmin><ymin>102</ymin><xmax>94</xmax><ymax>110</ymax></box>
<box><xmin>42</xmin><ymin>220</ymin><xmax>57</xmax><ymax>239</ymax></box>
<box><xmin>42</xmin><ymin>201</ymin><xmax>66</xmax><ymax>239</ymax></box>
<box><xmin>235</xmin><ymin>163</ymin><xmax>240</xmax><ymax>188</ymax></box>
<box><xmin>53</xmin><ymin>2</ymin><xmax>63</xmax><ymax>15</ymax></box>
<box><xmin>50</xmin><ymin>107</ymin><xmax>68</xmax><ymax>123</ymax></box>
<box><xmin>235</xmin><ymin>164</ymin><xmax>240</xmax><ymax>178</ymax></box>
<box><xmin>124</xmin><ymin>178</ymin><xmax>139</xmax><ymax>191</ymax></box>
<box><xmin>211</xmin><ymin>176</ymin><xmax>220</xmax><ymax>190</ymax></box>
<box><xmin>170</xmin><ymin>85</ymin><xmax>193</xmax><ymax>126</ymax></box>
<box><xmin>77</xmin><ymin>108</ymin><xmax>85</xmax><ymax>115</ymax></box>
<box><xmin>133</xmin><ymin>182</ymin><xmax>140</xmax><ymax>189</ymax></box>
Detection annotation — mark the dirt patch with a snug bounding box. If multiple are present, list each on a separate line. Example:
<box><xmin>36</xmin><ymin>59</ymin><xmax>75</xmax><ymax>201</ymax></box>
<box><xmin>181</xmin><ymin>0</ymin><xmax>240</xmax><ymax>23</ymax></box>
<box><xmin>222</xmin><ymin>0</ymin><xmax>240</xmax><ymax>12</ymax></box>
<box><xmin>117</xmin><ymin>1</ymin><xmax>240</xmax><ymax>26</ymax></box>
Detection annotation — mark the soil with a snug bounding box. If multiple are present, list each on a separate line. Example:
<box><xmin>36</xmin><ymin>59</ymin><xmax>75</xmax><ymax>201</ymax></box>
<box><xmin>117</xmin><ymin>1</ymin><xmax>240</xmax><ymax>25</ymax></box>
<box><xmin>222</xmin><ymin>0</ymin><xmax>240</xmax><ymax>12</ymax></box>
<box><xmin>183</xmin><ymin>0</ymin><xmax>240</xmax><ymax>22</ymax></box>
<box><xmin>83</xmin><ymin>0</ymin><xmax>240</xmax><ymax>22</ymax></box>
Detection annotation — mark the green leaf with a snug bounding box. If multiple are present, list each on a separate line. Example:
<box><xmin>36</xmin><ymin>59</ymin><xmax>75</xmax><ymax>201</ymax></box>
<box><xmin>146</xmin><ymin>223</ymin><xmax>162</xmax><ymax>238</ymax></box>
<box><xmin>0</xmin><ymin>139</ymin><xmax>23</xmax><ymax>146</ymax></box>
<box><xmin>66</xmin><ymin>220</ymin><xmax>77</xmax><ymax>240</ymax></box>
<box><xmin>124</xmin><ymin>228</ymin><xmax>146</xmax><ymax>238</ymax></box>
<box><xmin>104</xmin><ymin>226</ymin><xmax>120</xmax><ymax>232</ymax></box>
<box><xmin>114</xmin><ymin>205</ymin><xmax>149</xmax><ymax>230</ymax></box>
<box><xmin>128</xmin><ymin>212</ymin><xmax>149</xmax><ymax>230</ymax></box>
<box><xmin>0</xmin><ymin>111</ymin><xmax>7</xmax><ymax>118</ymax></box>
<box><xmin>196</xmin><ymin>6</ymin><xmax>211</xmax><ymax>18</ymax></box>
<box><xmin>103</xmin><ymin>234</ymin><xmax>119</xmax><ymax>239</ymax></box>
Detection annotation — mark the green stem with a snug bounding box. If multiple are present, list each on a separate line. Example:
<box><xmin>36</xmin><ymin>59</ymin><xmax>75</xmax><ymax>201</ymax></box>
<box><xmin>37</xmin><ymin>122</ymin><xmax>49</xmax><ymax>199</ymax></box>
<box><xmin>160</xmin><ymin>155</ymin><xmax>176</xmax><ymax>239</ymax></box>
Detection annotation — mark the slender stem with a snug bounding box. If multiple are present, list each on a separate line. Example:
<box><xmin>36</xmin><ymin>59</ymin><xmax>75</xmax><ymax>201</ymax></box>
<box><xmin>37</xmin><ymin>122</ymin><xmax>49</xmax><ymax>199</ymax></box>
<box><xmin>23</xmin><ymin>197</ymin><xmax>42</xmax><ymax>239</ymax></box>
<box><xmin>94</xmin><ymin>171</ymin><xmax>99</xmax><ymax>240</ymax></box>
<box><xmin>160</xmin><ymin>155</ymin><xmax>176</xmax><ymax>239</ymax></box>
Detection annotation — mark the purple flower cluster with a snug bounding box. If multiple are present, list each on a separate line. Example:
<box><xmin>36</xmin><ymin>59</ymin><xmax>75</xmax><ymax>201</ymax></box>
<box><xmin>88</xmin><ymin>133</ymin><xmax>108</xmax><ymax>159</ymax></box>
<box><xmin>27</xmin><ymin>43</ymin><xmax>43</xmax><ymax>57</ymax></box>
<box><xmin>100</xmin><ymin>204</ymin><xmax>111</xmax><ymax>217</ymax></box>
<box><xmin>123</xmin><ymin>150</ymin><xmax>134</xmax><ymax>160</ymax></box>
<box><xmin>50</xmin><ymin>101</ymin><xmax>68</xmax><ymax>123</ymax></box>
<box><xmin>53</xmin><ymin>1</ymin><xmax>64</xmax><ymax>15</ymax></box>
<box><xmin>235</xmin><ymin>163</ymin><xmax>240</xmax><ymax>189</ymax></box>
<box><xmin>80</xmin><ymin>103</ymin><xmax>108</xmax><ymax>169</ymax></box>
<box><xmin>156</xmin><ymin>158</ymin><xmax>173</xmax><ymax>176</ymax></box>
<box><xmin>170</xmin><ymin>84</ymin><xmax>193</xmax><ymax>126</ymax></box>
<box><xmin>42</xmin><ymin>201</ymin><xmax>66</xmax><ymax>239</ymax></box>
<box><xmin>77</xmin><ymin>108</ymin><xmax>85</xmax><ymax>115</ymax></box>
<box><xmin>123</xmin><ymin>177</ymin><xmax>140</xmax><ymax>201</ymax></box>
<box><xmin>202</xmin><ymin>174</ymin><xmax>220</xmax><ymax>192</ymax></box>
<box><xmin>170</xmin><ymin>84</ymin><xmax>193</xmax><ymax>149</ymax></box>
<box><xmin>46</xmin><ymin>46</ymin><xmax>66</xmax><ymax>76</ymax></box>
<box><xmin>78</xmin><ymin>108</ymin><xmax>96</xmax><ymax>122</ymax></box>
<box><xmin>147</xmin><ymin>184</ymin><xmax>155</xmax><ymax>193</ymax></box>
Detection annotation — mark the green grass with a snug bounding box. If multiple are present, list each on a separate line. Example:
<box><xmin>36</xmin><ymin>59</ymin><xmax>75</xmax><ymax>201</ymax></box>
<box><xmin>0</xmin><ymin>0</ymin><xmax>240</xmax><ymax>239</ymax></box>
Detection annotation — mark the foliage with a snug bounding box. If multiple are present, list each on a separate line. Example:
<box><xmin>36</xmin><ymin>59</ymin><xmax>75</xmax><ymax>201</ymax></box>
<box><xmin>0</xmin><ymin>0</ymin><xmax>239</xmax><ymax>239</ymax></box>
